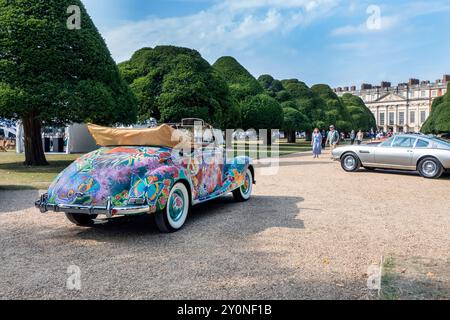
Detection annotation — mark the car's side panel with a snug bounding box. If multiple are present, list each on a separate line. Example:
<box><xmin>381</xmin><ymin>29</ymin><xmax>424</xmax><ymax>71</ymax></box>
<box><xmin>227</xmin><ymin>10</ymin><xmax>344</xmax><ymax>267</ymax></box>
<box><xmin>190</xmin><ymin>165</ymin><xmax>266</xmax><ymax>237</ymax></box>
<box><xmin>187</xmin><ymin>150</ymin><xmax>250</xmax><ymax>205</ymax></box>
<box><xmin>413</xmin><ymin>149</ymin><xmax>450</xmax><ymax>169</ymax></box>
<box><xmin>373</xmin><ymin>147</ymin><xmax>414</xmax><ymax>169</ymax></box>
<box><xmin>354</xmin><ymin>146</ymin><xmax>375</xmax><ymax>164</ymax></box>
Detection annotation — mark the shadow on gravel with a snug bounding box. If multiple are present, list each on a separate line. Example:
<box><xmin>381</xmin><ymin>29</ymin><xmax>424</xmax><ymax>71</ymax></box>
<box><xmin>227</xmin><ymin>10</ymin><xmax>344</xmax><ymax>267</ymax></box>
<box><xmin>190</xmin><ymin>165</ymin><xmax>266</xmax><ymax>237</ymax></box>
<box><xmin>72</xmin><ymin>195</ymin><xmax>306</xmax><ymax>240</ymax></box>
<box><xmin>0</xmin><ymin>189</ymin><xmax>40</xmax><ymax>213</ymax></box>
<box><xmin>361</xmin><ymin>169</ymin><xmax>450</xmax><ymax>180</ymax></box>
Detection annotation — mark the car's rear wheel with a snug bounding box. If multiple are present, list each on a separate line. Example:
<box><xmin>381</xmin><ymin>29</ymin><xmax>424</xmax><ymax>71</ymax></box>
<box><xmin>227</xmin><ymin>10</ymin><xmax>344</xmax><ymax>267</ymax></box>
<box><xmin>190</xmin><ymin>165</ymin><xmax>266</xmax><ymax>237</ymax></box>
<box><xmin>155</xmin><ymin>182</ymin><xmax>190</xmax><ymax>233</ymax></box>
<box><xmin>65</xmin><ymin>213</ymin><xmax>98</xmax><ymax>227</ymax></box>
<box><xmin>233</xmin><ymin>169</ymin><xmax>253</xmax><ymax>202</ymax></box>
<box><xmin>341</xmin><ymin>153</ymin><xmax>361</xmax><ymax>172</ymax></box>
<box><xmin>418</xmin><ymin>157</ymin><xmax>444</xmax><ymax>179</ymax></box>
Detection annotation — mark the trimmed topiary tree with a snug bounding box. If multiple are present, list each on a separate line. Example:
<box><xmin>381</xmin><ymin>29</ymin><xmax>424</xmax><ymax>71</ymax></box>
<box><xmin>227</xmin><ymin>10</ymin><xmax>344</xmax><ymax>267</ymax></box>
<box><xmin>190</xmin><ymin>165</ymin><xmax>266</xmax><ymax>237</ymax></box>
<box><xmin>0</xmin><ymin>0</ymin><xmax>137</xmax><ymax>166</ymax></box>
<box><xmin>422</xmin><ymin>83</ymin><xmax>450</xmax><ymax>134</ymax></box>
<box><xmin>282</xmin><ymin>107</ymin><xmax>311</xmax><ymax>143</ymax></box>
<box><xmin>340</xmin><ymin>93</ymin><xmax>376</xmax><ymax>131</ymax></box>
<box><xmin>213</xmin><ymin>57</ymin><xmax>263</xmax><ymax>102</ymax></box>
<box><xmin>119</xmin><ymin>47</ymin><xmax>240</xmax><ymax>129</ymax></box>
<box><xmin>241</xmin><ymin>94</ymin><xmax>284</xmax><ymax>145</ymax></box>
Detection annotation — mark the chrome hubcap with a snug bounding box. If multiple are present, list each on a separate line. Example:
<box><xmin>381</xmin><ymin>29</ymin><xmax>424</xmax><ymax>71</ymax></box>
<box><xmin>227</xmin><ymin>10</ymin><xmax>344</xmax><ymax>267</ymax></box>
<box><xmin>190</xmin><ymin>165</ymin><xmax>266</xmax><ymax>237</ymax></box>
<box><xmin>344</xmin><ymin>156</ymin><xmax>356</xmax><ymax>170</ymax></box>
<box><xmin>422</xmin><ymin>161</ymin><xmax>437</xmax><ymax>176</ymax></box>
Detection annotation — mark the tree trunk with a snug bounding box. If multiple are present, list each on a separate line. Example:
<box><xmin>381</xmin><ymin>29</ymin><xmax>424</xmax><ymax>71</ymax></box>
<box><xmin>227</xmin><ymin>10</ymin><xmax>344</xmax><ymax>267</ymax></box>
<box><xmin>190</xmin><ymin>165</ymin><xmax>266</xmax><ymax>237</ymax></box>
<box><xmin>287</xmin><ymin>131</ymin><xmax>297</xmax><ymax>143</ymax></box>
<box><xmin>305</xmin><ymin>131</ymin><xmax>312</xmax><ymax>142</ymax></box>
<box><xmin>22</xmin><ymin>115</ymin><xmax>48</xmax><ymax>166</ymax></box>
<box><xmin>264</xmin><ymin>130</ymin><xmax>272</xmax><ymax>146</ymax></box>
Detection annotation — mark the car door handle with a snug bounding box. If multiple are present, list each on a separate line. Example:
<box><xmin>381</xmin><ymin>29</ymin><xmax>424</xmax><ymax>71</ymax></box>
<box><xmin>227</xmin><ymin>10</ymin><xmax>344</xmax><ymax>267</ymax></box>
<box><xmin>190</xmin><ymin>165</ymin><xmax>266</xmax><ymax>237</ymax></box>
<box><xmin>359</xmin><ymin>150</ymin><xmax>370</xmax><ymax>154</ymax></box>
<box><xmin>407</xmin><ymin>150</ymin><xmax>413</xmax><ymax>153</ymax></box>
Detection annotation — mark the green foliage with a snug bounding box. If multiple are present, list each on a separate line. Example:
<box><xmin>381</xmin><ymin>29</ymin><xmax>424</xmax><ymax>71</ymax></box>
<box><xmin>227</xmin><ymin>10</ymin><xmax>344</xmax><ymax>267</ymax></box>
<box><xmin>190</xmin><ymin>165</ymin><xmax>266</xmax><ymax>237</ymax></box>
<box><xmin>311</xmin><ymin>84</ymin><xmax>352</xmax><ymax>131</ymax></box>
<box><xmin>258</xmin><ymin>74</ymin><xmax>283</xmax><ymax>97</ymax></box>
<box><xmin>422</xmin><ymin>84</ymin><xmax>450</xmax><ymax>133</ymax></box>
<box><xmin>0</xmin><ymin>0</ymin><xmax>137</xmax><ymax>125</ymax></box>
<box><xmin>119</xmin><ymin>47</ymin><xmax>239</xmax><ymax>128</ymax></box>
<box><xmin>340</xmin><ymin>93</ymin><xmax>376</xmax><ymax>131</ymax></box>
<box><xmin>282</xmin><ymin>107</ymin><xmax>311</xmax><ymax>132</ymax></box>
<box><xmin>240</xmin><ymin>94</ymin><xmax>283</xmax><ymax>130</ymax></box>
<box><xmin>213</xmin><ymin>56</ymin><xmax>263</xmax><ymax>102</ymax></box>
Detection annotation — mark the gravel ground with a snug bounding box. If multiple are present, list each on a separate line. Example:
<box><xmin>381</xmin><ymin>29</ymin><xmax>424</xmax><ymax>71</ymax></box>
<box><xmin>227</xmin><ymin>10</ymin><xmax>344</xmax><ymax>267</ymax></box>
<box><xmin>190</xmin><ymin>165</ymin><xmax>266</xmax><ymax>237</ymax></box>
<box><xmin>0</xmin><ymin>150</ymin><xmax>449</xmax><ymax>300</ymax></box>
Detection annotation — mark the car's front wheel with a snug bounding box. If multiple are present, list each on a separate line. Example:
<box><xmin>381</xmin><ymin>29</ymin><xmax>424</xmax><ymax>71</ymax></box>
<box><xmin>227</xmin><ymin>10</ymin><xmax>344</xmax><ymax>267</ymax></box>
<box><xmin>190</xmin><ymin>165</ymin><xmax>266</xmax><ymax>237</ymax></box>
<box><xmin>341</xmin><ymin>153</ymin><xmax>361</xmax><ymax>172</ymax></box>
<box><xmin>155</xmin><ymin>182</ymin><xmax>190</xmax><ymax>233</ymax></box>
<box><xmin>65</xmin><ymin>213</ymin><xmax>98</xmax><ymax>227</ymax></box>
<box><xmin>418</xmin><ymin>157</ymin><xmax>444</xmax><ymax>179</ymax></box>
<box><xmin>233</xmin><ymin>168</ymin><xmax>253</xmax><ymax>202</ymax></box>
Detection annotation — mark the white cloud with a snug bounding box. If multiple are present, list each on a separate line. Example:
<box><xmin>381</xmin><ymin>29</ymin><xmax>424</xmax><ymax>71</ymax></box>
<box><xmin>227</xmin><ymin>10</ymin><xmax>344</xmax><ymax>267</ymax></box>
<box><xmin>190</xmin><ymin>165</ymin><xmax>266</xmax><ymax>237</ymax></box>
<box><xmin>331</xmin><ymin>1</ymin><xmax>450</xmax><ymax>37</ymax></box>
<box><xmin>102</xmin><ymin>0</ymin><xmax>340</xmax><ymax>62</ymax></box>
<box><xmin>331</xmin><ymin>15</ymin><xmax>400</xmax><ymax>36</ymax></box>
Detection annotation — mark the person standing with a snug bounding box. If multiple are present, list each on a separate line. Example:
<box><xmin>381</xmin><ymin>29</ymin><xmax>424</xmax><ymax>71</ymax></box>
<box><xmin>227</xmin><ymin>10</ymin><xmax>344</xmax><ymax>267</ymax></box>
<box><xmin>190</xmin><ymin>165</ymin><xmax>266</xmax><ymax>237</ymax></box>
<box><xmin>321</xmin><ymin>129</ymin><xmax>326</xmax><ymax>150</ymax></box>
<box><xmin>356</xmin><ymin>130</ymin><xmax>364</xmax><ymax>145</ymax></box>
<box><xmin>350</xmin><ymin>130</ymin><xmax>356</xmax><ymax>145</ymax></box>
<box><xmin>326</xmin><ymin>125</ymin><xmax>339</xmax><ymax>157</ymax></box>
<box><xmin>311</xmin><ymin>128</ymin><xmax>322</xmax><ymax>159</ymax></box>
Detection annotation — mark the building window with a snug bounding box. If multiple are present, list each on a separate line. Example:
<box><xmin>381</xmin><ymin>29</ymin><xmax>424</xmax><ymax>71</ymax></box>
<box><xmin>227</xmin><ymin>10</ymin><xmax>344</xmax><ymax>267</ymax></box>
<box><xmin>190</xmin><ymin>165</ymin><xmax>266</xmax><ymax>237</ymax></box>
<box><xmin>443</xmin><ymin>89</ymin><xmax>447</xmax><ymax>95</ymax></box>
<box><xmin>410</xmin><ymin>111</ymin><xmax>416</xmax><ymax>124</ymax></box>
<box><xmin>379</xmin><ymin>113</ymin><xmax>385</xmax><ymax>126</ymax></box>
<box><xmin>431</xmin><ymin>90</ymin><xmax>438</xmax><ymax>97</ymax></box>
<box><xmin>410</xmin><ymin>92</ymin><xmax>415</xmax><ymax>98</ymax></box>
<box><xmin>399</xmin><ymin>112</ymin><xmax>405</xmax><ymax>125</ymax></box>
<box><xmin>389</xmin><ymin>112</ymin><xmax>395</xmax><ymax>126</ymax></box>
<box><xmin>421</xmin><ymin>91</ymin><xmax>426</xmax><ymax>98</ymax></box>
<box><xmin>420</xmin><ymin>111</ymin><xmax>427</xmax><ymax>123</ymax></box>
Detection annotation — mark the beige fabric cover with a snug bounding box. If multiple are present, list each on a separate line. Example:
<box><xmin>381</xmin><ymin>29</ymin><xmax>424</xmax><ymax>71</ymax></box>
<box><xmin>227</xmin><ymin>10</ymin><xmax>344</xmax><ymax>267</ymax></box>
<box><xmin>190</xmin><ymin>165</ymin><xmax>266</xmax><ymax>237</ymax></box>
<box><xmin>87</xmin><ymin>124</ymin><xmax>189</xmax><ymax>148</ymax></box>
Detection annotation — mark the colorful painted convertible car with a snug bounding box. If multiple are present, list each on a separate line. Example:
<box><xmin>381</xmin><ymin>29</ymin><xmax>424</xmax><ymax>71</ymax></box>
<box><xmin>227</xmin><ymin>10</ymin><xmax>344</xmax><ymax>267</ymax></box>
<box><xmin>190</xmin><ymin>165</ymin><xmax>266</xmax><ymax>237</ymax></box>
<box><xmin>35</xmin><ymin>120</ymin><xmax>255</xmax><ymax>233</ymax></box>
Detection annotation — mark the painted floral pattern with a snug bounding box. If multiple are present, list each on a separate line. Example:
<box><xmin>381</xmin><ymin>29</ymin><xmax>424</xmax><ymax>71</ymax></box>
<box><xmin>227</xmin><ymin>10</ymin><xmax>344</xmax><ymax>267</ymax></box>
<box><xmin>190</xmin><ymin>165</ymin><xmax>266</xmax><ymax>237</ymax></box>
<box><xmin>47</xmin><ymin>146</ymin><xmax>250</xmax><ymax>213</ymax></box>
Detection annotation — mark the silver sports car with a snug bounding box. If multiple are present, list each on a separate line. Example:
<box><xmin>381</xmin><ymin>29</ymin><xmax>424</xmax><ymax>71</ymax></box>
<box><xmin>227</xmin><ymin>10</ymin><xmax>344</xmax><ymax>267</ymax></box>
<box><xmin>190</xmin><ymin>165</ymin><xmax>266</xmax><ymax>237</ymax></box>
<box><xmin>332</xmin><ymin>134</ymin><xmax>450</xmax><ymax>179</ymax></box>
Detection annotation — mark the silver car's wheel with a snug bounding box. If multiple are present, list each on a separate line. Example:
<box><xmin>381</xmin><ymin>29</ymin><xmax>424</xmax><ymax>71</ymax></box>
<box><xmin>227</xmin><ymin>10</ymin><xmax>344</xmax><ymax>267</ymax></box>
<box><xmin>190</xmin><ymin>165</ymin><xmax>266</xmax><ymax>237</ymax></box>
<box><xmin>418</xmin><ymin>157</ymin><xmax>444</xmax><ymax>179</ymax></box>
<box><xmin>341</xmin><ymin>154</ymin><xmax>361</xmax><ymax>172</ymax></box>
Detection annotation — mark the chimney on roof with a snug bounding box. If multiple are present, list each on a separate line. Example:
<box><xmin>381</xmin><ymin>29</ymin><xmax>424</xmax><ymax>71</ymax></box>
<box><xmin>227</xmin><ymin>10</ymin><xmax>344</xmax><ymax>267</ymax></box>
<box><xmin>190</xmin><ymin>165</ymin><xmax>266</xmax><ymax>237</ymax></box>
<box><xmin>351</xmin><ymin>86</ymin><xmax>356</xmax><ymax>91</ymax></box>
<box><xmin>409</xmin><ymin>78</ymin><xmax>420</xmax><ymax>86</ymax></box>
<box><xmin>361</xmin><ymin>83</ymin><xmax>372</xmax><ymax>90</ymax></box>
<box><xmin>381</xmin><ymin>81</ymin><xmax>391</xmax><ymax>88</ymax></box>
<box><xmin>443</xmin><ymin>74</ymin><xmax>450</xmax><ymax>83</ymax></box>
<box><xmin>343</xmin><ymin>86</ymin><xmax>349</xmax><ymax>91</ymax></box>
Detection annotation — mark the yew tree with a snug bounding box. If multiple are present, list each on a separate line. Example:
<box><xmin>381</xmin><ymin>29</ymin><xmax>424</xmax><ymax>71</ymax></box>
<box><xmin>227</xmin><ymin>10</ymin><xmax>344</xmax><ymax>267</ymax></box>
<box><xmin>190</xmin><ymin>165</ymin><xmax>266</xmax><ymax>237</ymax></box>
<box><xmin>0</xmin><ymin>0</ymin><xmax>137</xmax><ymax>165</ymax></box>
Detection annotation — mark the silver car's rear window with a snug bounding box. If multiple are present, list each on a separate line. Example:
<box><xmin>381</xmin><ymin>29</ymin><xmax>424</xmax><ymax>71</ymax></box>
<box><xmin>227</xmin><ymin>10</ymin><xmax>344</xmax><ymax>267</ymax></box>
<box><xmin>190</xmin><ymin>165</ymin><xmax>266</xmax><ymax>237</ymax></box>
<box><xmin>431</xmin><ymin>137</ymin><xmax>450</xmax><ymax>148</ymax></box>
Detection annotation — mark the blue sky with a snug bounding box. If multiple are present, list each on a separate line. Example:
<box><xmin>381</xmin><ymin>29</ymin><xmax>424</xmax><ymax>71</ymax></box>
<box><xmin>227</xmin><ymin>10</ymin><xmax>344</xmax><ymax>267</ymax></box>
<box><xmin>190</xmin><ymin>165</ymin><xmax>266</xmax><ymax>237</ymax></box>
<box><xmin>81</xmin><ymin>0</ymin><xmax>450</xmax><ymax>88</ymax></box>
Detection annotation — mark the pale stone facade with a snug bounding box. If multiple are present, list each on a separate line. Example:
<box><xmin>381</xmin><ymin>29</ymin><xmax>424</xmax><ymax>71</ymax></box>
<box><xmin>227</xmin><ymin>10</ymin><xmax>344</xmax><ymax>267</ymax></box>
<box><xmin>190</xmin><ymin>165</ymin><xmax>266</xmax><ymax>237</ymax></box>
<box><xmin>335</xmin><ymin>76</ymin><xmax>449</xmax><ymax>133</ymax></box>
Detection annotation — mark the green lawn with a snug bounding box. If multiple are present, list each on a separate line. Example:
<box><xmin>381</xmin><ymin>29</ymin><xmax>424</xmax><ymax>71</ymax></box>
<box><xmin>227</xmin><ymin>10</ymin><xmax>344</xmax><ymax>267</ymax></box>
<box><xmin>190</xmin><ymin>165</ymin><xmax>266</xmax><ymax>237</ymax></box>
<box><xmin>0</xmin><ymin>140</ymin><xmax>312</xmax><ymax>190</ymax></box>
<box><xmin>0</xmin><ymin>151</ymin><xmax>81</xmax><ymax>190</ymax></box>
<box><xmin>229</xmin><ymin>139</ymin><xmax>312</xmax><ymax>157</ymax></box>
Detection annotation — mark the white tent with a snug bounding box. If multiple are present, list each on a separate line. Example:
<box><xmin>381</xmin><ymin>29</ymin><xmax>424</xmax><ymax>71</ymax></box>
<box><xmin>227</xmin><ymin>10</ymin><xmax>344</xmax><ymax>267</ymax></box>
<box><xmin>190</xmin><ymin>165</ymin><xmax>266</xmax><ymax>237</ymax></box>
<box><xmin>16</xmin><ymin>122</ymin><xmax>98</xmax><ymax>154</ymax></box>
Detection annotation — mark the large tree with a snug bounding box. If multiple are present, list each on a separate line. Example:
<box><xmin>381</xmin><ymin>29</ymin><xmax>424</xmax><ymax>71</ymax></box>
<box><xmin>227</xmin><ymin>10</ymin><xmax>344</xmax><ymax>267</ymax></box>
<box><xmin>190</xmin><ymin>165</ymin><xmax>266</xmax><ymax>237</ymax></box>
<box><xmin>213</xmin><ymin>56</ymin><xmax>263</xmax><ymax>102</ymax></box>
<box><xmin>240</xmin><ymin>94</ymin><xmax>284</xmax><ymax>145</ymax></box>
<box><xmin>311</xmin><ymin>84</ymin><xmax>353</xmax><ymax>132</ymax></box>
<box><xmin>422</xmin><ymin>83</ymin><xmax>450</xmax><ymax>134</ymax></box>
<box><xmin>282</xmin><ymin>106</ymin><xmax>311</xmax><ymax>143</ymax></box>
<box><xmin>0</xmin><ymin>0</ymin><xmax>137</xmax><ymax>166</ymax></box>
<box><xmin>340</xmin><ymin>93</ymin><xmax>376</xmax><ymax>131</ymax></box>
<box><xmin>119</xmin><ymin>47</ymin><xmax>239</xmax><ymax>128</ymax></box>
<box><xmin>258</xmin><ymin>74</ymin><xmax>283</xmax><ymax>98</ymax></box>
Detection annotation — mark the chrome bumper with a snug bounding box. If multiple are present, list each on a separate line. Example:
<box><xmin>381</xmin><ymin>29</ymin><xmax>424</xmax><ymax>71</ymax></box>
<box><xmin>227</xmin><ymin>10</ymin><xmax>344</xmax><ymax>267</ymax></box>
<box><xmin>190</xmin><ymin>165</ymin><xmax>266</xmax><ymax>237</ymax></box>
<box><xmin>35</xmin><ymin>194</ymin><xmax>150</xmax><ymax>218</ymax></box>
